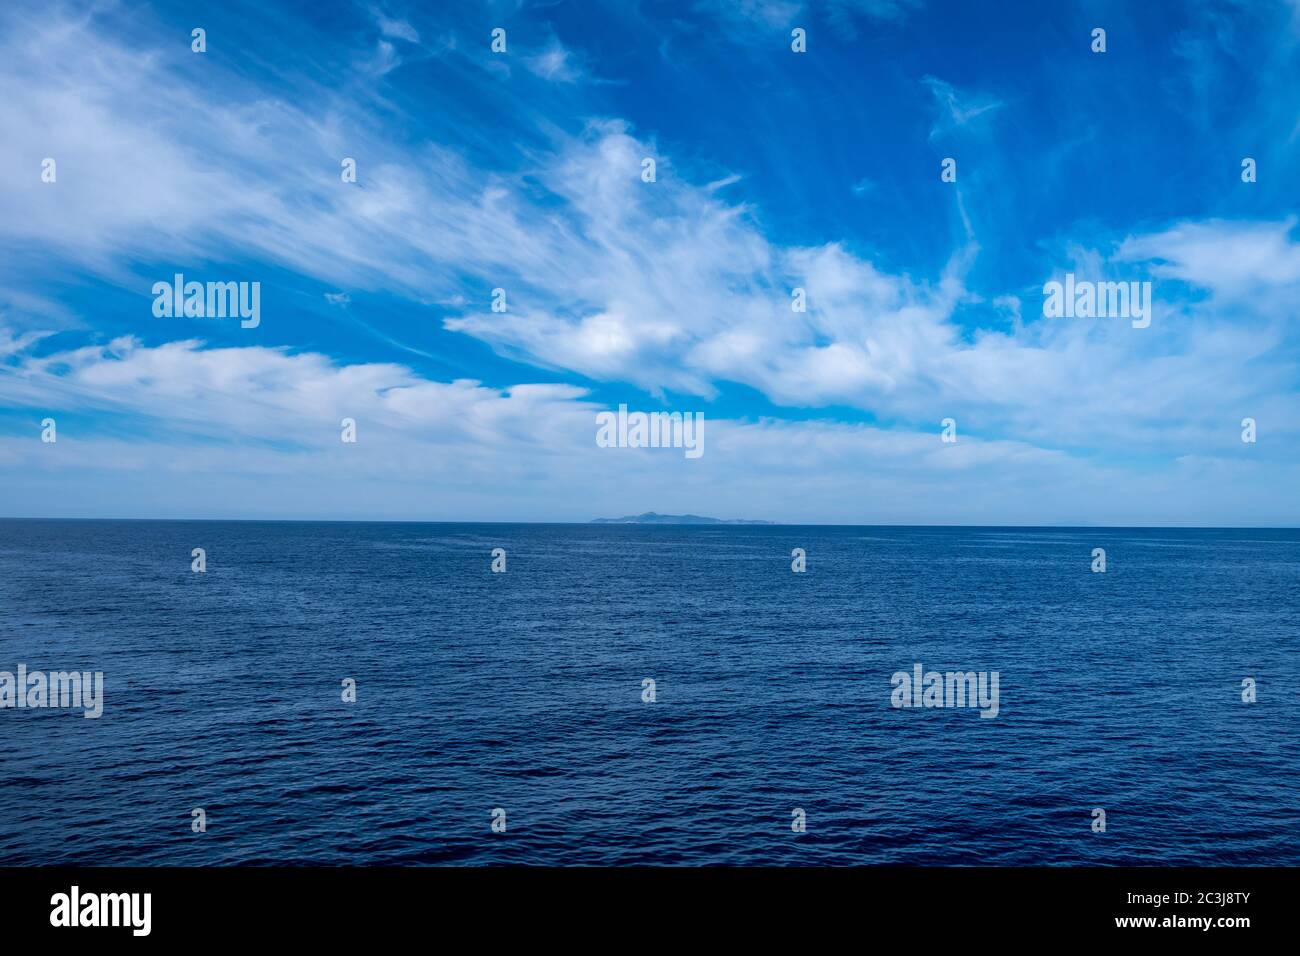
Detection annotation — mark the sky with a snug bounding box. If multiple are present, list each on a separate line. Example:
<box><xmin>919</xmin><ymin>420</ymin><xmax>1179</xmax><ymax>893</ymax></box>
<box><xmin>1</xmin><ymin>0</ymin><xmax>1298</xmax><ymax>524</ymax></box>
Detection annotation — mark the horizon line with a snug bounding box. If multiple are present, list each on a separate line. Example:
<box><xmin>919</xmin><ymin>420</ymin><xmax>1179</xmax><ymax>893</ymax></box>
<box><xmin>1</xmin><ymin>516</ymin><xmax>1298</xmax><ymax>531</ymax></box>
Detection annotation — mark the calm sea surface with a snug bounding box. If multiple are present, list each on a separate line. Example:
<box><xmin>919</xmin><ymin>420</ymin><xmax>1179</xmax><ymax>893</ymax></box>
<box><xmin>1</xmin><ymin>520</ymin><xmax>1297</xmax><ymax>865</ymax></box>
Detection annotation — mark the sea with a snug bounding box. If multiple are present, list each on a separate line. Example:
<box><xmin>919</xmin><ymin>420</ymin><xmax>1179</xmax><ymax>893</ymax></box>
<box><xmin>1</xmin><ymin>520</ymin><xmax>1297</xmax><ymax>865</ymax></box>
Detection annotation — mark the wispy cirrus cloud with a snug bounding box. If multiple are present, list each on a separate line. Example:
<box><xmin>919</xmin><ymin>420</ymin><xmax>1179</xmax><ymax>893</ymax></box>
<box><xmin>524</xmin><ymin>36</ymin><xmax>585</xmax><ymax>82</ymax></box>
<box><xmin>701</xmin><ymin>0</ymin><xmax>922</xmax><ymax>29</ymax></box>
<box><xmin>2</xmin><ymin>7</ymin><xmax>1294</xmax><ymax>451</ymax></box>
<box><xmin>370</xmin><ymin>5</ymin><xmax>420</xmax><ymax>44</ymax></box>
<box><xmin>922</xmin><ymin>75</ymin><xmax>1004</xmax><ymax>141</ymax></box>
<box><xmin>1116</xmin><ymin>218</ymin><xmax>1300</xmax><ymax>297</ymax></box>
<box><xmin>0</xmin><ymin>0</ymin><xmax>1297</xmax><ymax>524</ymax></box>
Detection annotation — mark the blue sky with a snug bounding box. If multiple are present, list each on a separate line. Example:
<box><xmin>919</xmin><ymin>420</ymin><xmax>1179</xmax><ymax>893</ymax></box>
<box><xmin>1</xmin><ymin>0</ymin><xmax>1298</xmax><ymax>523</ymax></box>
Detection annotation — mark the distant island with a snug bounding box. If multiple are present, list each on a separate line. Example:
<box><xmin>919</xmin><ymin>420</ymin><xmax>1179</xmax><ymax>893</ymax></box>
<box><xmin>590</xmin><ymin>512</ymin><xmax>775</xmax><ymax>525</ymax></box>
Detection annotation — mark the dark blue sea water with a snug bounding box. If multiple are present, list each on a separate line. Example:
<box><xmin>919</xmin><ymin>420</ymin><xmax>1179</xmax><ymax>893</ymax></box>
<box><xmin>1</xmin><ymin>520</ymin><xmax>1297</xmax><ymax>866</ymax></box>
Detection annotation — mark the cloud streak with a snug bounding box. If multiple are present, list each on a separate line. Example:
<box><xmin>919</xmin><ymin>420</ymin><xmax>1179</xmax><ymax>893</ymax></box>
<box><xmin>0</xmin><ymin>0</ymin><xmax>1297</xmax><ymax>523</ymax></box>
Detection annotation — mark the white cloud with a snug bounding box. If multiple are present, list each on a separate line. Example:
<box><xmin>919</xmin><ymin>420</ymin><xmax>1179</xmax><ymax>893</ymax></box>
<box><xmin>922</xmin><ymin>76</ymin><xmax>1005</xmax><ymax>140</ymax></box>
<box><xmin>0</xmin><ymin>5</ymin><xmax>1297</xmax><ymax>524</ymax></box>
<box><xmin>371</xmin><ymin>7</ymin><xmax>420</xmax><ymax>44</ymax></box>
<box><xmin>7</xmin><ymin>329</ymin><xmax>1293</xmax><ymax>525</ymax></box>
<box><xmin>2</xmin><ymin>333</ymin><xmax>590</xmax><ymax>447</ymax></box>
<box><xmin>702</xmin><ymin>0</ymin><xmax>922</xmax><ymax>29</ymax></box>
<box><xmin>524</xmin><ymin>38</ymin><xmax>583</xmax><ymax>82</ymax></box>
<box><xmin>361</xmin><ymin>39</ymin><xmax>403</xmax><ymax>76</ymax></box>
<box><xmin>1116</xmin><ymin>218</ymin><xmax>1300</xmax><ymax>297</ymax></box>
